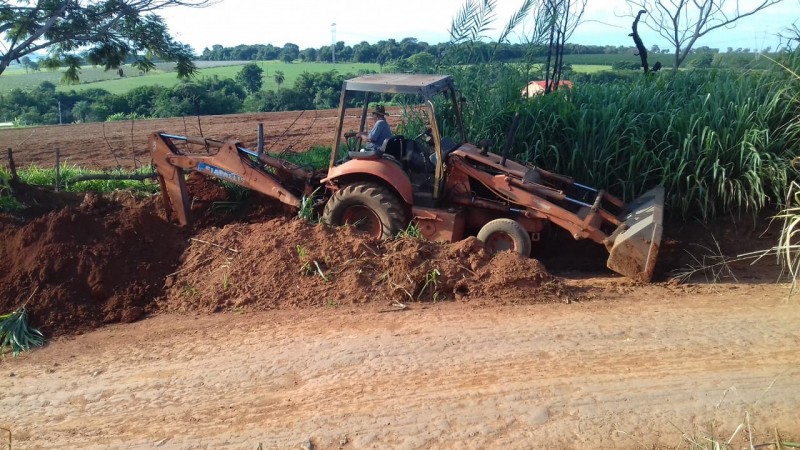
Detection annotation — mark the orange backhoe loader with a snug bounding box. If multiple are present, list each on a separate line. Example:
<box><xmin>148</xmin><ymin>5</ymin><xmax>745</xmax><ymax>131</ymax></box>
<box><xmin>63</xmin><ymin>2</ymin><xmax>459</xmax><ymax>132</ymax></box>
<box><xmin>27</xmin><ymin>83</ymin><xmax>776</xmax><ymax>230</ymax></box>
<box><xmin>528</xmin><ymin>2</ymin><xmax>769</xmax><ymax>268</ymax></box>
<box><xmin>149</xmin><ymin>74</ymin><xmax>664</xmax><ymax>282</ymax></box>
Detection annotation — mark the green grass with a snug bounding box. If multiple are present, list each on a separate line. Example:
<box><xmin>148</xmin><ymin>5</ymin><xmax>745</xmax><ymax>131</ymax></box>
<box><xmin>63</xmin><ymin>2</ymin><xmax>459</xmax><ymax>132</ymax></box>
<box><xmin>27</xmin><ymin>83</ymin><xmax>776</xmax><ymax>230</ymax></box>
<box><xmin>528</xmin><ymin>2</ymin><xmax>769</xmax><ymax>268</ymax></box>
<box><xmin>1</xmin><ymin>60</ymin><xmax>381</xmax><ymax>94</ymax></box>
<box><xmin>571</xmin><ymin>64</ymin><xmax>610</xmax><ymax>73</ymax></box>
<box><xmin>508</xmin><ymin>62</ymin><xmax>610</xmax><ymax>74</ymax></box>
<box><xmin>17</xmin><ymin>164</ymin><xmax>160</xmax><ymax>194</ymax></box>
<box><xmin>1</xmin><ymin>61</ymin><xmax>242</xmax><ymax>92</ymax></box>
<box><xmin>0</xmin><ymin>167</ymin><xmax>24</xmax><ymax>211</ymax></box>
<box><xmin>560</xmin><ymin>53</ymin><xmax>645</xmax><ymax>66</ymax></box>
<box><xmin>270</xmin><ymin>145</ymin><xmax>334</xmax><ymax>171</ymax></box>
<box><xmin>559</xmin><ymin>52</ymin><xmax>780</xmax><ymax>70</ymax></box>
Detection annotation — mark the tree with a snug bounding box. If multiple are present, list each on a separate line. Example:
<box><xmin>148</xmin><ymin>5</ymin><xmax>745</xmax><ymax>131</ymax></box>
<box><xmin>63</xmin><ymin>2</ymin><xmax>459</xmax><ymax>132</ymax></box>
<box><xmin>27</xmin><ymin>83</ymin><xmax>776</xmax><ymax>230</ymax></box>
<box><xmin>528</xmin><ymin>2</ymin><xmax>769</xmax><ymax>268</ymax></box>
<box><xmin>689</xmin><ymin>53</ymin><xmax>714</xmax><ymax>68</ymax></box>
<box><xmin>546</xmin><ymin>0</ymin><xmax>588</xmax><ymax>86</ymax></box>
<box><xmin>280</xmin><ymin>43</ymin><xmax>299</xmax><ymax>62</ymax></box>
<box><xmin>236</xmin><ymin>63</ymin><xmax>263</xmax><ymax>94</ymax></box>
<box><xmin>0</xmin><ymin>0</ymin><xmax>218</xmax><ymax>80</ymax></box>
<box><xmin>352</xmin><ymin>41</ymin><xmax>377</xmax><ymax>62</ymax></box>
<box><xmin>20</xmin><ymin>55</ymin><xmax>39</xmax><ymax>72</ymax></box>
<box><xmin>407</xmin><ymin>52</ymin><xmax>435</xmax><ymax>73</ymax></box>
<box><xmin>299</xmin><ymin>47</ymin><xmax>317</xmax><ymax>62</ymax></box>
<box><xmin>624</xmin><ymin>0</ymin><xmax>788</xmax><ymax>71</ymax></box>
<box><xmin>71</xmin><ymin>101</ymin><xmax>91</xmax><ymax>123</ymax></box>
<box><xmin>274</xmin><ymin>70</ymin><xmax>285</xmax><ymax>88</ymax></box>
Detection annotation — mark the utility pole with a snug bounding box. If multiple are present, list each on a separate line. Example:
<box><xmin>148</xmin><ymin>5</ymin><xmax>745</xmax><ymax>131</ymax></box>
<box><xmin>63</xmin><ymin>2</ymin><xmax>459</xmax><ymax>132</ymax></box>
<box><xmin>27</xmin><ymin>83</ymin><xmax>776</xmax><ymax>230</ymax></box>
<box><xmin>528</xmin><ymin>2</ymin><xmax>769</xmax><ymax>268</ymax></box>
<box><xmin>58</xmin><ymin>100</ymin><xmax>62</xmax><ymax>125</ymax></box>
<box><xmin>331</xmin><ymin>23</ymin><xmax>336</xmax><ymax>64</ymax></box>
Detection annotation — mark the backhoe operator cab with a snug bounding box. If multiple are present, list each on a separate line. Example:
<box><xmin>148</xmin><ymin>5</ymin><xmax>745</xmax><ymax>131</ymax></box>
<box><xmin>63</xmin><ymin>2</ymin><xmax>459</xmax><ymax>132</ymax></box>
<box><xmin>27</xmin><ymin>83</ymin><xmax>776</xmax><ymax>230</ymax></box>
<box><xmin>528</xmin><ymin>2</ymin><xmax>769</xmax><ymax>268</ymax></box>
<box><xmin>323</xmin><ymin>74</ymin><xmax>466</xmax><ymax>205</ymax></box>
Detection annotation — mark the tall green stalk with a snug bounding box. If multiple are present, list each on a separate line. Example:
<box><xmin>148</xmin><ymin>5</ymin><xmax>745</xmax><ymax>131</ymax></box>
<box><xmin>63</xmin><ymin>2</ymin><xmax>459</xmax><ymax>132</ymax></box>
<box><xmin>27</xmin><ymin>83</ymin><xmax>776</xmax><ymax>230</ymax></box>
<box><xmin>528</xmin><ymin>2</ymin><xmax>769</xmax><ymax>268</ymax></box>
<box><xmin>445</xmin><ymin>62</ymin><xmax>799</xmax><ymax>220</ymax></box>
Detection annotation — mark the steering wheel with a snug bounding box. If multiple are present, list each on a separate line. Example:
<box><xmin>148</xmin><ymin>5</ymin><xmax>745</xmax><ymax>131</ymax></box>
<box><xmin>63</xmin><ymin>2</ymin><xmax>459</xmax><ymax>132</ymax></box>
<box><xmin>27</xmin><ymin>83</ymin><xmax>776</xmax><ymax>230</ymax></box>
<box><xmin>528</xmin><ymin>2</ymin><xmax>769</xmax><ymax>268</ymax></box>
<box><xmin>342</xmin><ymin>130</ymin><xmax>359</xmax><ymax>152</ymax></box>
<box><xmin>413</xmin><ymin>127</ymin><xmax>432</xmax><ymax>140</ymax></box>
<box><xmin>413</xmin><ymin>127</ymin><xmax>434</xmax><ymax>148</ymax></box>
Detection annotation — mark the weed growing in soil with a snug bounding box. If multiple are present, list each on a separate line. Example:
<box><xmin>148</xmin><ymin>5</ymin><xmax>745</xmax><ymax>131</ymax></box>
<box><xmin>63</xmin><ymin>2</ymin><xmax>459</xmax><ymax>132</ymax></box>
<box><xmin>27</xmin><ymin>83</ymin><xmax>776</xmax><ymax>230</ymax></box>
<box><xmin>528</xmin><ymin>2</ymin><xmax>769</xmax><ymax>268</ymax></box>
<box><xmin>418</xmin><ymin>267</ymin><xmax>441</xmax><ymax>302</ymax></box>
<box><xmin>182</xmin><ymin>285</ymin><xmax>198</xmax><ymax>297</ymax></box>
<box><xmin>0</xmin><ymin>195</ymin><xmax>24</xmax><ymax>212</ymax></box>
<box><xmin>396</xmin><ymin>222</ymin><xmax>423</xmax><ymax>239</ymax></box>
<box><xmin>0</xmin><ymin>306</ymin><xmax>44</xmax><ymax>357</ymax></box>
<box><xmin>671</xmin><ymin>414</ymin><xmax>800</xmax><ymax>450</ymax></box>
<box><xmin>298</xmin><ymin>187</ymin><xmax>321</xmax><ymax>223</ymax></box>
<box><xmin>296</xmin><ymin>245</ymin><xmax>313</xmax><ymax>275</ymax></box>
<box><xmin>0</xmin><ymin>169</ymin><xmax>24</xmax><ymax>212</ymax></box>
<box><xmin>295</xmin><ymin>245</ymin><xmax>330</xmax><ymax>282</ymax></box>
<box><xmin>220</xmin><ymin>182</ymin><xmax>251</xmax><ymax>202</ymax></box>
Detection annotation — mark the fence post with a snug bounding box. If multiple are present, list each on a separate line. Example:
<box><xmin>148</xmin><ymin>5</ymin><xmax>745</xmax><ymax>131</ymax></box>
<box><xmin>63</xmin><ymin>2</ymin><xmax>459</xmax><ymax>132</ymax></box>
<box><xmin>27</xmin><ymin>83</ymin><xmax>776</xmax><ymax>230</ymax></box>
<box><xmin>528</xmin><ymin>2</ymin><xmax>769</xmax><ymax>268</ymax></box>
<box><xmin>55</xmin><ymin>148</ymin><xmax>60</xmax><ymax>192</ymax></box>
<box><xmin>6</xmin><ymin>148</ymin><xmax>18</xmax><ymax>194</ymax></box>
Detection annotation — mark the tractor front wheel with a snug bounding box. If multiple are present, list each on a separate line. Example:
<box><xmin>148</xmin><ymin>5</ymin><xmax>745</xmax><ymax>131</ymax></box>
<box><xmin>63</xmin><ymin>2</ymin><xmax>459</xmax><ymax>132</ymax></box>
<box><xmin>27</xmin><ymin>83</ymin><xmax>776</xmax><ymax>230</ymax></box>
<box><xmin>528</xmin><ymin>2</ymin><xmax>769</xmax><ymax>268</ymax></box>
<box><xmin>322</xmin><ymin>182</ymin><xmax>407</xmax><ymax>240</ymax></box>
<box><xmin>477</xmin><ymin>218</ymin><xmax>532</xmax><ymax>256</ymax></box>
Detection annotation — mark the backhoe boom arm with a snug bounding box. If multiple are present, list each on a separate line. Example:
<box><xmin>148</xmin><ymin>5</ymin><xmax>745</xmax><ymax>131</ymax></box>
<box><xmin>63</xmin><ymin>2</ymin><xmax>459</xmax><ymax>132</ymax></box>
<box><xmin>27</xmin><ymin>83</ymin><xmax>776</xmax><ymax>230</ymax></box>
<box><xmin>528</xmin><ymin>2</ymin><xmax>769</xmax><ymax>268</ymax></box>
<box><xmin>148</xmin><ymin>132</ymin><xmax>306</xmax><ymax>226</ymax></box>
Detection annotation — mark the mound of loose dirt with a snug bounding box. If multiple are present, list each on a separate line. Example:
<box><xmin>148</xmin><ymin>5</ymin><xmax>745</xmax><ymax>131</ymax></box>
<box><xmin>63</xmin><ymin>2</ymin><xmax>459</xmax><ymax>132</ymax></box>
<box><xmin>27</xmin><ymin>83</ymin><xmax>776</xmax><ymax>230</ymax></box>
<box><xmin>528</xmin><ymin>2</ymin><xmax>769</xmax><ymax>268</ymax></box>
<box><xmin>0</xmin><ymin>179</ymin><xmax>564</xmax><ymax>338</ymax></box>
<box><xmin>0</xmin><ymin>194</ymin><xmax>187</xmax><ymax>336</ymax></box>
<box><xmin>160</xmin><ymin>216</ymin><xmax>561</xmax><ymax>313</ymax></box>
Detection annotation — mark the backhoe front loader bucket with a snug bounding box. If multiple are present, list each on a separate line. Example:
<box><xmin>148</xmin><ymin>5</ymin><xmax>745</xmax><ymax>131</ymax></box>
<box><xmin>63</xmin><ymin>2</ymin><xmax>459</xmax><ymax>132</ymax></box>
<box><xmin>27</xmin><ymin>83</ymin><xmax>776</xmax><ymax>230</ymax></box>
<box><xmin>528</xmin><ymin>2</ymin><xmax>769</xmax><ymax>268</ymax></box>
<box><xmin>605</xmin><ymin>186</ymin><xmax>664</xmax><ymax>282</ymax></box>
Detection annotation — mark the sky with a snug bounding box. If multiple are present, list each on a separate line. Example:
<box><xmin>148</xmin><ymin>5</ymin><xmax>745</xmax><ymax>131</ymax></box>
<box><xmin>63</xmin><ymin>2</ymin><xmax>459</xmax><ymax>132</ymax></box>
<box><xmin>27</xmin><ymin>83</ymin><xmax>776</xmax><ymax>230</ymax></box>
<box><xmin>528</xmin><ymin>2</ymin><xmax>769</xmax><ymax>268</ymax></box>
<box><xmin>159</xmin><ymin>0</ymin><xmax>800</xmax><ymax>54</ymax></box>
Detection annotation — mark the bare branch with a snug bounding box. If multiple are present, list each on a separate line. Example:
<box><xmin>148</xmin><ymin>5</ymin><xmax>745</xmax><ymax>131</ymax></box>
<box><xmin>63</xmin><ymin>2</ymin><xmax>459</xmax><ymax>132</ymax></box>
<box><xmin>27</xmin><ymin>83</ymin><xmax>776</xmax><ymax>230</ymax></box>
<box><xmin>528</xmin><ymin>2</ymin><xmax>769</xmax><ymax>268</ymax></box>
<box><xmin>624</xmin><ymin>0</ymin><xmax>788</xmax><ymax>70</ymax></box>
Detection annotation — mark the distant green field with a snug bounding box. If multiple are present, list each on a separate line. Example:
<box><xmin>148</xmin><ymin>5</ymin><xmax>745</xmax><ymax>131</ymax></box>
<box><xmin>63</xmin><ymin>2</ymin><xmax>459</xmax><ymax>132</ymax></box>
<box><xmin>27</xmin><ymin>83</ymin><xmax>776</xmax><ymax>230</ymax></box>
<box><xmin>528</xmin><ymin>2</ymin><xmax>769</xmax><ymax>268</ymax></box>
<box><xmin>560</xmin><ymin>51</ymin><xmax>775</xmax><ymax>69</ymax></box>
<box><xmin>2</xmin><ymin>52</ymin><xmax>772</xmax><ymax>95</ymax></box>
<box><xmin>560</xmin><ymin>53</ymin><xmax>644</xmax><ymax>65</ymax></box>
<box><xmin>1</xmin><ymin>60</ymin><xmax>381</xmax><ymax>94</ymax></box>
<box><xmin>511</xmin><ymin>62</ymin><xmax>611</xmax><ymax>74</ymax></box>
<box><xmin>571</xmin><ymin>64</ymin><xmax>610</xmax><ymax>73</ymax></box>
<box><xmin>1</xmin><ymin>61</ymin><xmax>244</xmax><ymax>92</ymax></box>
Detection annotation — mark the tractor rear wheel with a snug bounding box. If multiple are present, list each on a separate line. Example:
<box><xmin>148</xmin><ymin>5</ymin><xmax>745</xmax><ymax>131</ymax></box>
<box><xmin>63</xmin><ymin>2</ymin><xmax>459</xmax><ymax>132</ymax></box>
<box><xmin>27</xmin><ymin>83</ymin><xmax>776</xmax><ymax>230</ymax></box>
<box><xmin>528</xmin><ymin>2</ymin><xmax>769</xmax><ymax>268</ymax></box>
<box><xmin>322</xmin><ymin>182</ymin><xmax>407</xmax><ymax>240</ymax></box>
<box><xmin>477</xmin><ymin>218</ymin><xmax>532</xmax><ymax>256</ymax></box>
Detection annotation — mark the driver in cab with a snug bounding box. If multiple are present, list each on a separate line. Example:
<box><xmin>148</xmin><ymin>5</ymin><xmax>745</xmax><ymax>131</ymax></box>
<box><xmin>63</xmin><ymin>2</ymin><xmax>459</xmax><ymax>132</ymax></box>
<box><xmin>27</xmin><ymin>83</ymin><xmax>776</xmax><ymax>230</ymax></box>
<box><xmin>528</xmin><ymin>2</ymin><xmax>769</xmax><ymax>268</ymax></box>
<box><xmin>357</xmin><ymin>104</ymin><xmax>391</xmax><ymax>152</ymax></box>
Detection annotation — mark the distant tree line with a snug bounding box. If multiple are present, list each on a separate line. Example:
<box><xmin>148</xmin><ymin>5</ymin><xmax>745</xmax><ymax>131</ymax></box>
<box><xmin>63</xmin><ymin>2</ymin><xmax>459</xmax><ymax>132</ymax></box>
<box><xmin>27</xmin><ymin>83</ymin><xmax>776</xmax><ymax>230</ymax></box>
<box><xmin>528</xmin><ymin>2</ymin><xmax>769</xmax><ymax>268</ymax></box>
<box><xmin>0</xmin><ymin>37</ymin><xmax>769</xmax><ymax>127</ymax></box>
<box><xmin>198</xmin><ymin>39</ymin><xmax>647</xmax><ymax>65</ymax></box>
<box><xmin>0</xmin><ymin>69</ymin><xmax>367</xmax><ymax>126</ymax></box>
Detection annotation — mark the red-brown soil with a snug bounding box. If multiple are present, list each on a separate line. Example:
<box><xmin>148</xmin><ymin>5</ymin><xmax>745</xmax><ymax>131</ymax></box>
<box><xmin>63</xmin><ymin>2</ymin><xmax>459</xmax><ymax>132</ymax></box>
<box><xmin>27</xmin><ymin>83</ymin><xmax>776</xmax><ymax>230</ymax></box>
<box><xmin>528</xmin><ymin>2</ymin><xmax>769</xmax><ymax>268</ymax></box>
<box><xmin>0</xmin><ymin>173</ymin><xmax>560</xmax><ymax>338</ymax></box>
<box><xmin>0</xmin><ymin>195</ymin><xmax>561</xmax><ymax>336</ymax></box>
<box><xmin>0</xmin><ymin>113</ymin><xmax>797</xmax><ymax>449</ymax></box>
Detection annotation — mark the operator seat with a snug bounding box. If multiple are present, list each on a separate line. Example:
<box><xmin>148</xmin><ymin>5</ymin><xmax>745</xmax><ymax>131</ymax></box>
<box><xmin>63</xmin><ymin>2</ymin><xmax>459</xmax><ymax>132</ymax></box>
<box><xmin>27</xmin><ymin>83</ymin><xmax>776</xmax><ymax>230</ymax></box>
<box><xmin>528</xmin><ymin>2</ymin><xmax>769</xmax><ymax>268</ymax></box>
<box><xmin>381</xmin><ymin>135</ymin><xmax>405</xmax><ymax>161</ymax></box>
<box><xmin>348</xmin><ymin>136</ymin><xmax>405</xmax><ymax>169</ymax></box>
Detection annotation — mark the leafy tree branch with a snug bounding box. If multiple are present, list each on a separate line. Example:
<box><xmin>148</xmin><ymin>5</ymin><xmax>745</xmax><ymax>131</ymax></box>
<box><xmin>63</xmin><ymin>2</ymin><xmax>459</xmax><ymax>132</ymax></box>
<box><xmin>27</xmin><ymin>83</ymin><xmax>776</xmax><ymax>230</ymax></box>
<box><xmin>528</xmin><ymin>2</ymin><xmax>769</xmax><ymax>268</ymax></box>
<box><xmin>0</xmin><ymin>0</ymin><xmax>219</xmax><ymax>81</ymax></box>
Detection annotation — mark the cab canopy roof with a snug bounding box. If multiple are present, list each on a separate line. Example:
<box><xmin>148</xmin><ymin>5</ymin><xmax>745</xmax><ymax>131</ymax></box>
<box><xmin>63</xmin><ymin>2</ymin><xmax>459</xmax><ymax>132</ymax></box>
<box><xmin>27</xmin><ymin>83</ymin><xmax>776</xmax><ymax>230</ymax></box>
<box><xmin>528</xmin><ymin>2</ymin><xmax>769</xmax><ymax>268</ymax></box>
<box><xmin>343</xmin><ymin>73</ymin><xmax>455</xmax><ymax>97</ymax></box>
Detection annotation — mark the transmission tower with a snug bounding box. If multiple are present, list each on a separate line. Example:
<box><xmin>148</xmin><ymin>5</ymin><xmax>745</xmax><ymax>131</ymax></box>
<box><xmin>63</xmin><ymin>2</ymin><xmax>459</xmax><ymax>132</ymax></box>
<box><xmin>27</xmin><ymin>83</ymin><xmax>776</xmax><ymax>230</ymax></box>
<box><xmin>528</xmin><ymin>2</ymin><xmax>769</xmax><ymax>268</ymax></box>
<box><xmin>331</xmin><ymin>23</ymin><xmax>337</xmax><ymax>64</ymax></box>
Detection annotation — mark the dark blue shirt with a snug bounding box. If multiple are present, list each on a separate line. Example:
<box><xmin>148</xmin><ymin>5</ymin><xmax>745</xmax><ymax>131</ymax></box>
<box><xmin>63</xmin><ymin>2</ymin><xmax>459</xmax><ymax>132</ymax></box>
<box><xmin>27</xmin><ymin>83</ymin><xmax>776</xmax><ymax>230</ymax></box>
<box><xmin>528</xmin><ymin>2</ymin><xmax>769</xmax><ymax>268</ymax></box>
<box><xmin>367</xmin><ymin>119</ymin><xmax>391</xmax><ymax>150</ymax></box>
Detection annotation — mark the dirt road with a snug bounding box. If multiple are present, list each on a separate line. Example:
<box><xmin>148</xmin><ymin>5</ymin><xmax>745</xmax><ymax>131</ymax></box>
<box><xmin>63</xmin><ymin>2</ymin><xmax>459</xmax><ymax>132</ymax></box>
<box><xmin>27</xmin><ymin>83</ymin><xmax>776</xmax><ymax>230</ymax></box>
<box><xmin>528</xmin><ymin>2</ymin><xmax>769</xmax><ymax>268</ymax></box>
<box><xmin>2</xmin><ymin>280</ymin><xmax>798</xmax><ymax>449</ymax></box>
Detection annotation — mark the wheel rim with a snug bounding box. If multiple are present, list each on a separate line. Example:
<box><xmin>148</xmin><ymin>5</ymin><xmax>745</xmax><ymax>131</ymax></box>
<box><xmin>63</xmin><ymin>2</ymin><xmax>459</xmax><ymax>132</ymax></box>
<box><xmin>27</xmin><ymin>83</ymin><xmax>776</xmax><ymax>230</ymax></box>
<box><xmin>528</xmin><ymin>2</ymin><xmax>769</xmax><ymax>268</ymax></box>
<box><xmin>341</xmin><ymin>205</ymin><xmax>382</xmax><ymax>238</ymax></box>
<box><xmin>485</xmin><ymin>232</ymin><xmax>517</xmax><ymax>253</ymax></box>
